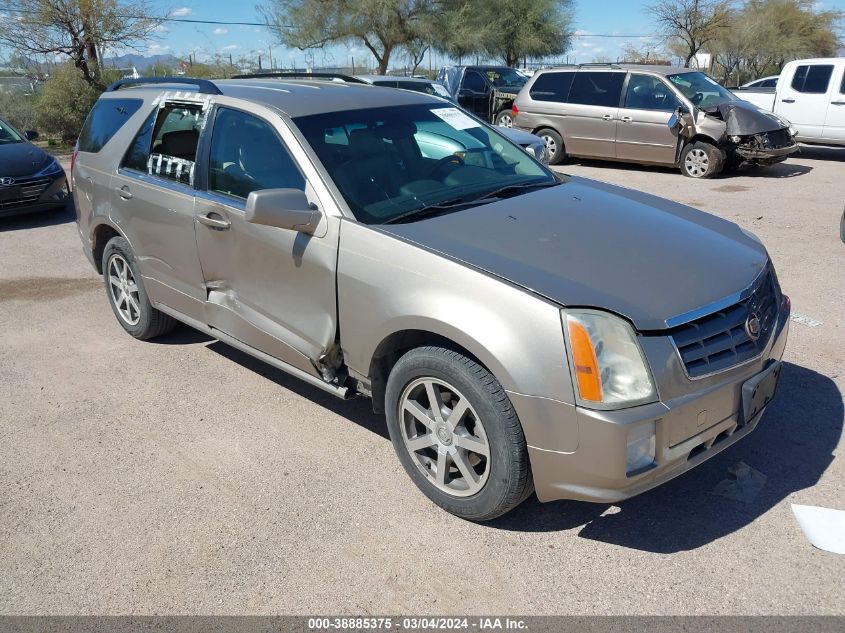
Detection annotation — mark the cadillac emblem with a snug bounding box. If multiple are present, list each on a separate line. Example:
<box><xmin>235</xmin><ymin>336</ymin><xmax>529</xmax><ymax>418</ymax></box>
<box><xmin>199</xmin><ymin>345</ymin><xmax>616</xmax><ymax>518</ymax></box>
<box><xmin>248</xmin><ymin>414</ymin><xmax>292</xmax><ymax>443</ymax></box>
<box><xmin>745</xmin><ymin>312</ymin><xmax>762</xmax><ymax>341</ymax></box>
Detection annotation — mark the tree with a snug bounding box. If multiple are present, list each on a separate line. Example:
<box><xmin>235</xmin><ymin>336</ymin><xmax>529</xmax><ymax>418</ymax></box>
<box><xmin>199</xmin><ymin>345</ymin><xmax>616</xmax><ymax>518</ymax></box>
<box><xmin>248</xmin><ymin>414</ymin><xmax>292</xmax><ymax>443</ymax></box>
<box><xmin>33</xmin><ymin>62</ymin><xmax>120</xmax><ymax>140</ymax></box>
<box><xmin>0</xmin><ymin>0</ymin><xmax>163</xmax><ymax>90</ymax></box>
<box><xmin>647</xmin><ymin>0</ymin><xmax>732</xmax><ymax>67</ymax></box>
<box><xmin>476</xmin><ymin>0</ymin><xmax>574</xmax><ymax>67</ymax></box>
<box><xmin>259</xmin><ymin>0</ymin><xmax>436</xmax><ymax>74</ymax></box>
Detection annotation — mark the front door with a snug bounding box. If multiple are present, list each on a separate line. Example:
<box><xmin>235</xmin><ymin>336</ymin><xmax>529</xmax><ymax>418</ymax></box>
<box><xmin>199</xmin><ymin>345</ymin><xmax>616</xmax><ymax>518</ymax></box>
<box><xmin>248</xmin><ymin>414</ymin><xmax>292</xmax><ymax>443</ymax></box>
<box><xmin>110</xmin><ymin>101</ymin><xmax>207</xmax><ymax>319</ymax></box>
<box><xmin>457</xmin><ymin>70</ymin><xmax>492</xmax><ymax>120</ymax></box>
<box><xmin>194</xmin><ymin>105</ymin><xmax>339</xmax><ymax>376</ymax></box>
<box><xmin>615</xmin><ymin>74</ymin><xmax>682</xmax><ymax>165</ymax></box>
<box><xmin>779</xmin><ymin>63</ymin><xmax>836</xmax><ymax>140</ymax></box>
<box><xmin>822</xmin><ymin>64</ymin><xmax>845</xmax><ymax>143</ymax></box>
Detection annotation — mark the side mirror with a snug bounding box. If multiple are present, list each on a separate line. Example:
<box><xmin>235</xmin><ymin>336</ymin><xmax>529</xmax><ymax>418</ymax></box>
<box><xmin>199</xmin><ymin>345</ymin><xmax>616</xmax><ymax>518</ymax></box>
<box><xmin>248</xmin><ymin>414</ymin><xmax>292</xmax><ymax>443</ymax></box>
<box><xmin>245</xmin><ymin>188</ymin><xmax>321</xmax><ymax>235</ymax></box>
<box><xmin>25</xmin><ymin>130</ymin><xmax>39</xmax><ymax>141</ymax></box>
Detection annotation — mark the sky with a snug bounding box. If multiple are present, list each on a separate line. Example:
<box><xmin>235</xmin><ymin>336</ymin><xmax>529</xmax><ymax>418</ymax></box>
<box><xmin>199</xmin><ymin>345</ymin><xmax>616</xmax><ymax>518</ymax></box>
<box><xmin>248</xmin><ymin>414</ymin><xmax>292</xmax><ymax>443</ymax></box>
<box><xmin>10</xmin><ymin>0</ymin><xmax>845</xmax><ymax>70</ymax></box>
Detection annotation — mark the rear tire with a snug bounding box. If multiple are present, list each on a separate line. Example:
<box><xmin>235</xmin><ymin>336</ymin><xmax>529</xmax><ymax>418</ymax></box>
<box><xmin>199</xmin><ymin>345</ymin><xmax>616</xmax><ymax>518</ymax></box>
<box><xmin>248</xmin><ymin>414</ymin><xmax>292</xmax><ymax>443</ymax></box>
<box><xmin>385</xmin><ymin>346</ymin><xmax>533</xmax><ymax>521</ymax></box>
<box><xmin>680</xmin><ymin>141</ymin><xmax>724</xmax><ymax>178</ymax></box>
<box><xmin>537</xmin><ymin>128</ymin><xmax>565</xmax><ymax>165</ymax></box>
<box><xmin>102</xmin><ymin>236</ymin><xmax>177</xmax><ymax>340</ymax></box>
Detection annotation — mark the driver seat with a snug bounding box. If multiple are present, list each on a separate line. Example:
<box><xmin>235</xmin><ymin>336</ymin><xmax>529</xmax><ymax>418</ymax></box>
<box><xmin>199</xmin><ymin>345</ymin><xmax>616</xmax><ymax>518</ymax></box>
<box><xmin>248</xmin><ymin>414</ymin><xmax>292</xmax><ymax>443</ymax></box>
<box><xmin>334</xmin><ymin>129</ymin><xmax>405</xmax><ymax>208</ymax></box>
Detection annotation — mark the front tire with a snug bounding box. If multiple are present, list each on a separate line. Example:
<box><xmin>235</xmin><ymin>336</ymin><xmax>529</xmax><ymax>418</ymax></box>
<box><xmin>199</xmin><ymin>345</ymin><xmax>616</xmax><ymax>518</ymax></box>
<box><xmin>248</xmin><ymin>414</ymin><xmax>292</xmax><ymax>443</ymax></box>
<box><xmin>537</xmin><ymin>128</ymin><xmax>565</xmax><ymax>165</ymax></box>
<box><xmin>102</xmin><ymin>236</ymin><xmax>177</xmax><ymax>340</ymax></box>
<box><xmin>495</xmin><ymin>110</ymin><xmax>514</xmax><ymax>127</ymax></box>
<box><xmin>385</xmin><ymin>346</ymin><xmax>533</xmax><ymax>521</ymax></box>
<box><xmin>680</xmin><ymin>141</ymin><xmax>724</xmax><ymax>178</ymax></box>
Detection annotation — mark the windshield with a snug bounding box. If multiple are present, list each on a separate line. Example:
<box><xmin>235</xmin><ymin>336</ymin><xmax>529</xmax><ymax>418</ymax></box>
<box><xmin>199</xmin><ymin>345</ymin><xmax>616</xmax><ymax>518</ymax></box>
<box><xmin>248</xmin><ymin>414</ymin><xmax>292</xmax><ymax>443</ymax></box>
<box><xmin>486</xmin><ymin>68</ymin><xmax>528</xmax><ymax>89</ymax></box>
<box><xmin>667</xmin><ymin>72</ymin><xmax>736</xmax><ymax>108</ymax></box>
<box><xmin>294</xmin><ymin>104</ymin><xmax>553</xmax><ymax>224</ymax></box>
<box><xmin>0</xmin><ymin>119</ymin><xmax>24</xmax><ymax>144</ymax></box>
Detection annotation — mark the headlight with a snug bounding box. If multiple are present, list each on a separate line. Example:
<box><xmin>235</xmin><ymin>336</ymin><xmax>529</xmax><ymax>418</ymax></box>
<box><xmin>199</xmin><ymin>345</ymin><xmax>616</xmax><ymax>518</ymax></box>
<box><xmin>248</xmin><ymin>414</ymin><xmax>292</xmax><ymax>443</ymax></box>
<box><xmin>35</xmin><ymin>159</ymin><xmax>62</xmax><ymax>176</ymax></box>
<box><xmin>563</xmin><ymin>310</ymin><xmax>657</xmax><ymax>408</ymax></box>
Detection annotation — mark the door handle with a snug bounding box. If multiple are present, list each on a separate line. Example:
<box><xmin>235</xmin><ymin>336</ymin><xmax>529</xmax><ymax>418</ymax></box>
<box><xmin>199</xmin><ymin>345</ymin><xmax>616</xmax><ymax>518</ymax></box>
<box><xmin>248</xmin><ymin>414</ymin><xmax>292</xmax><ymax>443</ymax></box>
<box><xmin>196</xmin><ymin>213</ymin><xmax>231</xmax><ymax>230</ymax></box>
<box><xmin>116</xmin><ymin>186</ymin><xmax>132</xmax><ymax>200</ymax></box>
<box><xmin>621</xmin><ymin>116</ymin><xmax>633</xmax><ymax>123</ymax></box>
<box><xmin>601</xmin><ymin>114</ymin><xmax>614</xmax><ymax>121</ymax></box>
<box><xmin>781</xmin><ymin>98</ymin><xmax>796</xmax><ymax>103</ymax></box>
<box><xmin>831</xmin><ymin>101</ymin><xmax>845</xmax><ymax>105</ymax></box>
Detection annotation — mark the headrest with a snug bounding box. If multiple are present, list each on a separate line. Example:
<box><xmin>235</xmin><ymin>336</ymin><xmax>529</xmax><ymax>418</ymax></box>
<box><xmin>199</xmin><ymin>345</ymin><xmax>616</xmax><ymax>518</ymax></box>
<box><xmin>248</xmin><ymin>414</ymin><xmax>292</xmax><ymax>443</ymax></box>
<box><xmin>374</xmin><ymin>121</ymin><xmax>417</xmax><ymax>141</ymax></box>
<box><xmin>161</xmin><ymin>129</ymin><xmax>198</xmax><ymax>159</ymax></box>
<box><xmin>348</xmin><ymin>128</ymin><xmax>385</xmax><ymax>158</ymax></box>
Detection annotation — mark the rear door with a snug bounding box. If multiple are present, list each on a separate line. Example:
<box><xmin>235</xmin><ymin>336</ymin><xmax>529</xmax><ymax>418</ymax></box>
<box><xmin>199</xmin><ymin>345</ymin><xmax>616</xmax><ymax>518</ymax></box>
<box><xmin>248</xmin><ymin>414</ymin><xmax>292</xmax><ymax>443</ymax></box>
<box><xmin>822</xmin><ymin>63</ymin><xmax>845</xmax><ymax>143</ymax></box>
<box><xmin>778</xmin><ymin>63</ymin><xmax>835</xmax><ymax>139</ymax></box>
<box><xmin>615</xmin><ymin>73</ymin><xmax>682</xmax><ymax>165</ymax></box>
<box><xmin>561</xmin><ymin>71</ymin><xmax>625</xmax><ymax>158</ymax></box>
<box><xmin>110</xmin><ymin>100</ymin><xmax>207</xmax><ymax>319</ymax></box>
<box><xmin>193</xmin><ymin>103</ymin><xmax>339</xmax><ymax>375</ymax></box>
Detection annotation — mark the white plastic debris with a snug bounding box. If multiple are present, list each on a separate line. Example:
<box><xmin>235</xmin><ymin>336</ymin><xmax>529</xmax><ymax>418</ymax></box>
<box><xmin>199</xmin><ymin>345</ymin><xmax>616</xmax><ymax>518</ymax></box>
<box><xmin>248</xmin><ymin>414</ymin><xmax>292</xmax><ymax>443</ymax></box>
<box><xmin>710</xmin><ymin>461</ymin><xmax>767</xmax><ymax>503</ymax></box>
<box><xmin>791</xmin><ymin>505</ymin><xmax>845</xmax><ymax>555</ymax></box>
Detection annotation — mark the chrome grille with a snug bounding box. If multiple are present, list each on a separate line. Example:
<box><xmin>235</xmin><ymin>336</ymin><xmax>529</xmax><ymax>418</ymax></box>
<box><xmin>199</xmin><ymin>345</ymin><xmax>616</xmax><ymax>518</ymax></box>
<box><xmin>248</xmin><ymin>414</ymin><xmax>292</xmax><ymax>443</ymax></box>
<box><xmin>670</xmin><ymin>270</ymin><xmax>780</xmax><ymax>378</ymax></box>
<box><xmin>0</xmin><ymin>176</ymin><xmax>52</xmax><ymax>208</ymax></box>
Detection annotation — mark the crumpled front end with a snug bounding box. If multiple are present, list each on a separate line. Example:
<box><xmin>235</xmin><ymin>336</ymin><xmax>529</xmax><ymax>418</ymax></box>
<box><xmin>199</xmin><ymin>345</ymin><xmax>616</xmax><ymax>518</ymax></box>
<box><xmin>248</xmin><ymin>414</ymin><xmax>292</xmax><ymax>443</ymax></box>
<box><xmin>730</xmin><ymin>128</ymin><xmax>799</xmax><ymax>163</ymax></box>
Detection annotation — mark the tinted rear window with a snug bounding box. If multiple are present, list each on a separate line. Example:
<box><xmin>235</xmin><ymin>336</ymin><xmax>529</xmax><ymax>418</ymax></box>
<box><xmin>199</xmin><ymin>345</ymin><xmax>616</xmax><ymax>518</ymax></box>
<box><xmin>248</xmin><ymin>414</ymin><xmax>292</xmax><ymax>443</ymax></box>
<box><xmin>567</xmin><ymin>72</ymin><xmax>626</xmax><ymax>107</ymax></box>
<box><xmin>78</xmin><ymin>98</ymin><xmax>143</xmax><ymax>153</ymax></box>
<box><xmin>529</xmin><ymin>72</ymin><xmax>575</xmax><ymax>102</ymax></box>
<box><xmin>791</xmin><ymin>65</ymin><xmax>833</xmax><ymax>94</ymax></box>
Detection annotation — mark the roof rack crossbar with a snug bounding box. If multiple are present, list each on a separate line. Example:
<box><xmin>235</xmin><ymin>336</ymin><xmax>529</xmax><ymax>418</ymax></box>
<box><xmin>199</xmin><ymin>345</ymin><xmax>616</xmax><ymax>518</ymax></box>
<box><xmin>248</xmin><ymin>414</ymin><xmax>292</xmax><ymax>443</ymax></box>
<box><xmin>577</xmin><ymin>62</ymin><xmax>622</xmax><ymax>69</ymax></box>
<box><xmin>105</xmin><ymin>77</ymin><xmax>223</xmax><ymax>95</ymax></box>
<box><xmin>230</xmin><ymin>72</ymin><xmax>366</xmax><ymax>84</ymax></box>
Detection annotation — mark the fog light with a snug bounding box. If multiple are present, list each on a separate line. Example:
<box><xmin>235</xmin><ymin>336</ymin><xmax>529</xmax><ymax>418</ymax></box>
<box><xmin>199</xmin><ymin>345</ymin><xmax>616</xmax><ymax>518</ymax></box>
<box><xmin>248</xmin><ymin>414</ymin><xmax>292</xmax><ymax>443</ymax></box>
<box><xmin>626</xmin><ymin>422</ymin><xmax>656</xmax><ymax>475</ymax></box>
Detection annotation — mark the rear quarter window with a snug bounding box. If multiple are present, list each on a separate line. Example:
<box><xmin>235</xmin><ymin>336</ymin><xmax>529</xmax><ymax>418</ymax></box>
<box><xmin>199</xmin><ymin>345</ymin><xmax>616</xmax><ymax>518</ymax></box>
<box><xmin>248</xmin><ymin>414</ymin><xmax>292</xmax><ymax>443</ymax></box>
<box><xmin>78</xmin><ymin>98</ymin><xmax>143</xmax><ymax>153</ymax></box>
<box><xmin>529</xmin><ymin>72</ymin><xmax>575</xmax><ymax>103</ymax></box>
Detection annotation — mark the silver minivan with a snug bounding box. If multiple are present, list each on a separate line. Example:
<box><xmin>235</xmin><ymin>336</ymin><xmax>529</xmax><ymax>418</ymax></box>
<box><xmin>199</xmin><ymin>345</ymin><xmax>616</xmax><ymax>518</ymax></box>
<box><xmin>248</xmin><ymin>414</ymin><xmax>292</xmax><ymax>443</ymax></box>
<box><xmin>512</xmin><ymin>64</ymin><xmax>798</xmax><ymax>177</ymax></box>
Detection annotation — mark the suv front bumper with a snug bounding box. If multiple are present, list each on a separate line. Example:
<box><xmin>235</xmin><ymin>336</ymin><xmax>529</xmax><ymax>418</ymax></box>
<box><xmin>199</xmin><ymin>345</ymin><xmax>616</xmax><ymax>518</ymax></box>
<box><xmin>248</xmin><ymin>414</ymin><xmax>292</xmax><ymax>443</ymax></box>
<box><xmin>511</xmin><ymin>302</ymin><xmax>790</xmax><ymax>504</ymax></box>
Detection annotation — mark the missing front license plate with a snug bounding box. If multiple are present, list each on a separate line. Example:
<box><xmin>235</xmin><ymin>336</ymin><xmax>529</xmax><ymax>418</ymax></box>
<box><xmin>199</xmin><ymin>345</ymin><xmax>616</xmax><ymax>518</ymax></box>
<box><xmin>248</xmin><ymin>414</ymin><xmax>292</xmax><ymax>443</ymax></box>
<box><xmin>0</xmin><ymin>186</ymin><xmax>21</xmax><ymax>202</ymax></box>
<box><xmin>740</xmin><ymin>361</ymin><xmax>782</xmax><ymax>426</ymax></box>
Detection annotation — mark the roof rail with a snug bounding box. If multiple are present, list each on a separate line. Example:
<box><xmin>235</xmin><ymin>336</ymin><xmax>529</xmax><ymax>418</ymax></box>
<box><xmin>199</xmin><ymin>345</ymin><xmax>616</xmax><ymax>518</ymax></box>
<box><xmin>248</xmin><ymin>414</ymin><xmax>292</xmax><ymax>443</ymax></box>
<box><xmin>577</xmin><ymin>62</ymin><xmax>623</xmax><ymax>69</ymax></box>
<box><xmin>105</xmin><ymin>76</ymin><xmax>223</xmax><ymax>95</ymax></box>
<box><xmin>230</xmin><ymin>72</ymin><xmax>367</xmax><ymax>84</ymax></box>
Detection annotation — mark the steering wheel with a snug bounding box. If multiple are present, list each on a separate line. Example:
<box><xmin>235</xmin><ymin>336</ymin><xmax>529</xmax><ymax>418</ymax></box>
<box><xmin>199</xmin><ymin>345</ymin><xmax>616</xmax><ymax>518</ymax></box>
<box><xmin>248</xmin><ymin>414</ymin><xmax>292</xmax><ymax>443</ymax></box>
<box><xmin>691</xmin><ymin>92</ymin><xmax>704</xmax><ymax>106</ymax></box>
<box><xmin>427</xmin><ymin>153</ymin><xmax>465</xmax><ymax>179</ymax></box>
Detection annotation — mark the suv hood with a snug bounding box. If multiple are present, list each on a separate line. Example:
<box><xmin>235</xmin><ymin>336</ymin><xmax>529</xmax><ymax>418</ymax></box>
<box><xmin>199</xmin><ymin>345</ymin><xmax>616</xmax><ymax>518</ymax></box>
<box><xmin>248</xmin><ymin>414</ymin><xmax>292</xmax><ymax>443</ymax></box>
<box><xmin>0</xmin><ymin>142</ymin><xmax>51</xmax><ymax>177</ymax></box>
<box><xmin>379</xmin><ymin>177</ymin><xmax>769</xmax><ymax>331</ymax></box>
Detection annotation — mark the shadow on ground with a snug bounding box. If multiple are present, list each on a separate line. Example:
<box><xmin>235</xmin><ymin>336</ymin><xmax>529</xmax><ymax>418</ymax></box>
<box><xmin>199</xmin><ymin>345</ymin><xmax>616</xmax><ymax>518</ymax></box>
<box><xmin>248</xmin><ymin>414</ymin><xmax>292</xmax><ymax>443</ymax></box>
<box><xmin>0</xmin><ymin>200</ymin><xmax>75</xmax><ymax>232</ymax></box>
<box><xmin>564</xmin><ymin>158</ymin><xmax>812</xmax><ymax>179</ymax></box>
<box><xmin>200</xmin><ymin>334</ymin><xmax>842</xmax><ymax>552</ymax></box>
<box><xmin>489</xmin><ymin>362</ymin><xmax>842</xmax><ymax>552</ymax></box>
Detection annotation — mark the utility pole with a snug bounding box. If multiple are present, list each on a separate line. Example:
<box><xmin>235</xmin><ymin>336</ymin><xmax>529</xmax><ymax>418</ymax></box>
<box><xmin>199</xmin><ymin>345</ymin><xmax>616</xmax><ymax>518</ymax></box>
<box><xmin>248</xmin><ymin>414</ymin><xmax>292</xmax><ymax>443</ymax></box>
<box><xmin>258</xmin><ymin>54</ymin><xmax>262</xmax><ymax>70</ymax></box>
<box><xmin>268</xmin><ymin>46</ymin><xmax>273</xmax><ymax>70</ymax></box>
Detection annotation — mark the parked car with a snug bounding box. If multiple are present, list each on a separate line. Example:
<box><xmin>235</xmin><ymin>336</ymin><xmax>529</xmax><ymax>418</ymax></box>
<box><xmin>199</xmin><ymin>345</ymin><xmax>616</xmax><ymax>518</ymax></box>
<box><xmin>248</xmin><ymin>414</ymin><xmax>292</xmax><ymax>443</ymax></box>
<box><xmin>356</xmin><ymin>75</ymin><xmax>548</xmax><ymax>163</ymax></box>
<box><xmin>512</xmin><ymin>64</ymin><xmax>798</xmax><ymax>177</ymax></box>
<box><xmin>735</xmin><ymin>58</ymin><xmax>845</xmax><ymax>146</ymax></box>
<box><xmin>73</xmin><ymin>76</ymin><xmax>790</xmax><ymax>520</ymax></box>
<box><xmin>0</xmin><ymin>117</ymin><xmax>68</xmax><ymax>217</ymax></box>
<box><xmin>739</xmin><ymin>75</ymin><xmax>779</xmax><ymax>90</ymax></box>
<box><xmin>437</xmin><ymin>65</ymin><xmax>528</xmax><ymax>126</ymax></box>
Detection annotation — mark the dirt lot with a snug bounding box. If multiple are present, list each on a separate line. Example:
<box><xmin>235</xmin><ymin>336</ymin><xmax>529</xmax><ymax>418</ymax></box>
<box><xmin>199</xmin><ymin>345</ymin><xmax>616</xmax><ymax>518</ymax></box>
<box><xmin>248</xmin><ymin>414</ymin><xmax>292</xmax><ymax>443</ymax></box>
<box><xmin>1</xmin><ymin>148</ymin><xmax>843</xmax><ymax>615</ymax></box>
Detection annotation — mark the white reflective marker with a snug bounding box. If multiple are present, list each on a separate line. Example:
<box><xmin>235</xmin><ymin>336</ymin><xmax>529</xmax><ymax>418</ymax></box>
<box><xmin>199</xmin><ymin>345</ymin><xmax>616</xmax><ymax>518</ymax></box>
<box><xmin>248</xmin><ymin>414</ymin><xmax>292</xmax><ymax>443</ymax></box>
<box><xmin>791</xmin><ymin>504</ymin><xmax>845</xmax><ymax>555</ymax></box>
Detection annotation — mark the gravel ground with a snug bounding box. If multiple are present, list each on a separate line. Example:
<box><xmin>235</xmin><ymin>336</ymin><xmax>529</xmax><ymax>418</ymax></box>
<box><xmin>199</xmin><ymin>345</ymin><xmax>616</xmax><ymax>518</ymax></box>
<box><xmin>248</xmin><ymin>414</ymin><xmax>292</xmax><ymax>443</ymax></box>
<box><xmin>0</xmin><ymin>149</ymin><xmax>843</xmax><ymax>615</ymax></box>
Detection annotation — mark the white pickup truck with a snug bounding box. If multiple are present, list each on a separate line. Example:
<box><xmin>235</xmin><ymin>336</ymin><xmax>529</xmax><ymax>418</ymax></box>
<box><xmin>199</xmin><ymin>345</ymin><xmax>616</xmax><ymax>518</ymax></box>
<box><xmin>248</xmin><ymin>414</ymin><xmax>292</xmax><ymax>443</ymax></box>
<box><xmin>735</xmin><ymin>58</ymin><xmax>845</xmax><ymax>146</ymax></box>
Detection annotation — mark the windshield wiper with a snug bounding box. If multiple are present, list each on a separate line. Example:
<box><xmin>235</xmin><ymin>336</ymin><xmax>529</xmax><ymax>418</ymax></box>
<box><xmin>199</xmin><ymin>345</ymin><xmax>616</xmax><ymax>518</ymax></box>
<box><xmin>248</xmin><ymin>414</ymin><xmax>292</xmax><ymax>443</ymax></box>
<box><xmin>382</xmin><ymin>180</ymin><xmax>559</xmax><ymax>226</ymax></box>
<box><xmin>381</xmin><ymin>196</ymin><xmax>485</xmax><ymax>225</ymax></box>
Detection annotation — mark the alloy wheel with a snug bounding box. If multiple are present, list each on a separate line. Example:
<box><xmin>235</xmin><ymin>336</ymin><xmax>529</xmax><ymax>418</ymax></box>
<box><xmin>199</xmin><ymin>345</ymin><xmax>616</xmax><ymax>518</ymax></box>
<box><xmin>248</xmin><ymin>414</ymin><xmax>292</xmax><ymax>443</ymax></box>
<box><xmin>541</xmin><ymin>134</ymin><xmax>557</xmax><ymax>158</ymax></box>
<box><xmin>107</xmin><ymin>254</ymin><xmax>141</xmax><ymax>326</ymax></box>
<box><xmin>684</xmin><ymin>148</ymin><xmax>710</xmax><ymax>177</ymax></box>
<box><xmin>399</xmin><ymin>377</ymin><xmax>490</xmax><ymax>497</ymax></box>
<box><xmin>497</xmin><ymin>114</ymin><xmax>513</xmax><ymax>128</ymax></box>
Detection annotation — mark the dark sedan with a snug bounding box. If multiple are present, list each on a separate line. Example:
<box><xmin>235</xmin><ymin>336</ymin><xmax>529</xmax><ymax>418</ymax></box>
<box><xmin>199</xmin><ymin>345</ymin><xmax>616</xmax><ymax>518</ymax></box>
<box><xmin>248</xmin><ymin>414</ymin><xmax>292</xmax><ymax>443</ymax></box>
<box><xmin>0</xmin><ymin>118</ymin><xmax>69</xmax><ymax>217</ymax></box>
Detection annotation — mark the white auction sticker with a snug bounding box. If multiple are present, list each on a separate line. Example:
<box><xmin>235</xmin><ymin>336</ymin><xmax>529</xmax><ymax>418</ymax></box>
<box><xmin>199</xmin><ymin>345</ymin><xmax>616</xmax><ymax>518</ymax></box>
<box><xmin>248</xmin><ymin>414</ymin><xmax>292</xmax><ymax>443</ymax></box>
<box><xmin>431</xmin><ymin>107</ymin><xmax>479</xmax><ymax>130</ymax></box>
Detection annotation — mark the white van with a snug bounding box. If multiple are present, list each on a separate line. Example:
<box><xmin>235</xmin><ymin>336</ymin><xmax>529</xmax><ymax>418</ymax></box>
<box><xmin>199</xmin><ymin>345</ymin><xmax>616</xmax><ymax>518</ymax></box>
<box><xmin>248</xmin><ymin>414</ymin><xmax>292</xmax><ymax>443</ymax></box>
<box><xmin>735</xmin><ymin>58</ymin><xmax>845</xmax><ymax>146</ymax></box>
